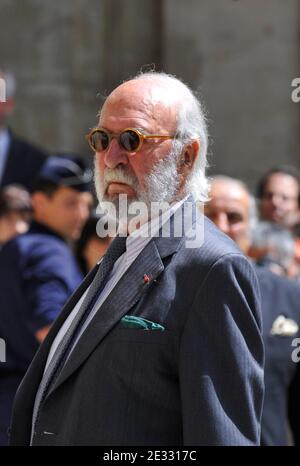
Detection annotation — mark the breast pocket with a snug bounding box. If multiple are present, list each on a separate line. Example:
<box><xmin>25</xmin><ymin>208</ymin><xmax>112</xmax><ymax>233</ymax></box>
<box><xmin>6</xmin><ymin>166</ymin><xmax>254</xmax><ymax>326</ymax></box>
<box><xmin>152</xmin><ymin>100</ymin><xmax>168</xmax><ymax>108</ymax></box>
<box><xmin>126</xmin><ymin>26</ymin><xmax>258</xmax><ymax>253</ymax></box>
<box><xmin>102</xmin><ymin>327</ymin><xmax>178</xmax><ymax>412</ymax></box>
<box><xmin>109</xmin><ymin>327</ymin><xmax>175</xmax><ymax>345</ymax></box>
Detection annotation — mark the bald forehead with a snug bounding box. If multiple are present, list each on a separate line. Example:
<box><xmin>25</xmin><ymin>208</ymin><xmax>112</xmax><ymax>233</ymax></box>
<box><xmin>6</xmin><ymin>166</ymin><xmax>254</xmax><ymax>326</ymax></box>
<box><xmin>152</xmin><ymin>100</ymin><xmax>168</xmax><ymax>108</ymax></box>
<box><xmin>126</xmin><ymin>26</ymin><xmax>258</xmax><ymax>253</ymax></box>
<box><xmin>210</xmin><ymin>180</ymin><xmax>251</xmax><ymax>207</ymax></box>
<box><xmin>100</xmin><ymin>78</ymin><xmax>180</xmax><ymax>131</ymax></box>
<box><xmin>107</xmin><ymin>78</ymin><xmax>183</xmax><ymax>106</ymax></box>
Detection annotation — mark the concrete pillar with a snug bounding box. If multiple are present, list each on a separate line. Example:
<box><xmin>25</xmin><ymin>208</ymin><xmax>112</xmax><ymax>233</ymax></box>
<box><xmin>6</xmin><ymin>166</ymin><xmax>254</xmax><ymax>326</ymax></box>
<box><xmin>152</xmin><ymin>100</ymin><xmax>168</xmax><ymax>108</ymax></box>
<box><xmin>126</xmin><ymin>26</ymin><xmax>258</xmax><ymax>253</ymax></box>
<box><xmin>0</xmin><ymin>0</ymin><xmax>163</xmax><ymax>157</ymax></box>
<box><xmin>163</xmin><ymin>0</ymin><xmax>300</xmax><ymax>190</ymax></box>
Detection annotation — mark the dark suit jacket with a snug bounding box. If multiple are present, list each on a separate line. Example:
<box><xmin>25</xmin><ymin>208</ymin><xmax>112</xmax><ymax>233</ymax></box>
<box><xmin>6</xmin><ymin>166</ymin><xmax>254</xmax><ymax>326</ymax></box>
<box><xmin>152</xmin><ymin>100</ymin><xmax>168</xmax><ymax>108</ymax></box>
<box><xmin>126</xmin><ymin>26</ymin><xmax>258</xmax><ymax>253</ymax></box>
<box><xmin>1</xmin><ymin>130</ymin><xmax>48</xmax><ymax>191</ymax></box>
<box><xmin>254</xmin><ymin>266</ymin><xmax>300</xmax><ymax>445</ymax></box>
<box><xmin>9</xmin><ymin>202</ymin><xmax>264</xmax><ymax>446</ymax></box>
<box><xmin>0</xmin><ymin>221</ymin><xmax>83</xmax><ymax>445</ymax></box>
<box><xmin>255</xmin><ymin>266</ymin><xmax>300</xmax><ymax>446</ymax></box>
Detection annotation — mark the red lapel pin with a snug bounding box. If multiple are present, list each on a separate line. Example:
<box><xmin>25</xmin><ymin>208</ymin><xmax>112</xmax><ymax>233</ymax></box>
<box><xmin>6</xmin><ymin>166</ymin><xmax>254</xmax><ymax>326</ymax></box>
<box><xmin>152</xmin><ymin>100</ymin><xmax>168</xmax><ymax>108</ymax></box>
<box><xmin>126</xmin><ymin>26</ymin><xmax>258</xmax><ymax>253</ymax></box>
<box><xmin>143</xmin><ymin>274</ymin><xmax>151</xmax><ymax>284</ymax></box>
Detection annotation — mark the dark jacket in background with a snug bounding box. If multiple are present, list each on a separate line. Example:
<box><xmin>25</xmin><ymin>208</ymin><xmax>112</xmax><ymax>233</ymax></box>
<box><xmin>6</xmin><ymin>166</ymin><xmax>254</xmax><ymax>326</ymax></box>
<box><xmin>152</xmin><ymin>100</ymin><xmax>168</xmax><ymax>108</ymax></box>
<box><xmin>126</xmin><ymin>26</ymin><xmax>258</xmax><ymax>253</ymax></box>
<box><xmin>255</xmin><ymin>265</ymin><xmax>300</xmax><ymax>446</ymax></box>
<box><xmin>1</xmin><ymin>130</ymin><xmax>48</xmax><ymax>191</ymax></box>
<box><xmin>0</xmin><ymin>221</ymin><xmax>82</xmax><ymax>445</ymax></box>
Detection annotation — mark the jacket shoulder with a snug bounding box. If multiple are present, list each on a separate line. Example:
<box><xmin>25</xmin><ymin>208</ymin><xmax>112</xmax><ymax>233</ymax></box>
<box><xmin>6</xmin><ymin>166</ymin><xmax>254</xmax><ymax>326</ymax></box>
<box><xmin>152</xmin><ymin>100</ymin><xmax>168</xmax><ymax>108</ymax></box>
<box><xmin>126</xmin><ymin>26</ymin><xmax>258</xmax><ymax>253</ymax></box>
<box><xmin>182</xmin><ymin>214</ymin><xmax>246</xmax><ymax>267</ymax></box>
<box><xmin>9</xmin><ymin>133</ymin><xmax>48</xmax><ymax>161</ymax></box>
<box><xmin>1</xmin><ymin>231</ymin><xmax>73</xmax><ymax>269</ymax></box>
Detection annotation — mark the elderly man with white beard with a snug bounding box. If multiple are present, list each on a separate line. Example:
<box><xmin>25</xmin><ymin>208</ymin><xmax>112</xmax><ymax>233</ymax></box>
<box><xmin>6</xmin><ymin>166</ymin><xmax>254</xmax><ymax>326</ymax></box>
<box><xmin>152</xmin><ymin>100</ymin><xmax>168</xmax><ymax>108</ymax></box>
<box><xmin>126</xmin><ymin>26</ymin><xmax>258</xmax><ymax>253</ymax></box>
<box><xmin>10</xmin><ymin>72</ymin><xmax>264</xmax><ymax>446</ymax></box>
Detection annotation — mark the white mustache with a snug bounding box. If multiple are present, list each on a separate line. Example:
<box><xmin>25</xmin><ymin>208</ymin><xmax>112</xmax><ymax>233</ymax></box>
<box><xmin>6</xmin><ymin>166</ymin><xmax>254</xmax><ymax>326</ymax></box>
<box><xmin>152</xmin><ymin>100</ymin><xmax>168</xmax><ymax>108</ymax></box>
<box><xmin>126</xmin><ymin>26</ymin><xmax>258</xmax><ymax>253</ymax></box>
<box><xmin>104</xmin><ymin>167</ymin><xmax>138</xmax><ymax>189</ymax></box>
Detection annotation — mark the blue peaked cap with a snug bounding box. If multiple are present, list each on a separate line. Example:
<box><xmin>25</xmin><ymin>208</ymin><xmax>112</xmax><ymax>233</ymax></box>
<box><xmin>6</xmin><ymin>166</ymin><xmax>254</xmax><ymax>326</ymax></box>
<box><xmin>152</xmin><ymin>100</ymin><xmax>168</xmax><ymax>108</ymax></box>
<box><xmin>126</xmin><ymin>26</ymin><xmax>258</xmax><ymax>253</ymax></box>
<box><xmin>36</xmin><ymin>155</ymin><xmax>93</xmax><ymax>192</ymax></box>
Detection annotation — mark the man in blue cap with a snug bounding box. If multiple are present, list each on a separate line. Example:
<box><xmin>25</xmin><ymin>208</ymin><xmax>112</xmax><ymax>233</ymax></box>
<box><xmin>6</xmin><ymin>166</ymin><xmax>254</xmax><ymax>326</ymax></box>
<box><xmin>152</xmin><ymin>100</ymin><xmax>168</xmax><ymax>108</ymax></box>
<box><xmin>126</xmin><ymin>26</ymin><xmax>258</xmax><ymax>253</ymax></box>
<box><xmin>0</xmin><ymin>156</ymin><xmax>93</xmax><ymax>445</ymax></box>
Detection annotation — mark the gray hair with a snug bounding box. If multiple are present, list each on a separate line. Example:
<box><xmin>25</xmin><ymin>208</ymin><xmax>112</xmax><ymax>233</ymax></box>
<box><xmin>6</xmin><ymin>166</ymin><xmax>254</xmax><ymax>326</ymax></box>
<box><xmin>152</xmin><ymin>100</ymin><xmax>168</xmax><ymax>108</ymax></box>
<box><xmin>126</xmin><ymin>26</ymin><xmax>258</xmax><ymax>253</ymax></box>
<box><xmin>252</xmin><ymin>221</ymin><xmax>295</xmax><ymax>270</ymax></box>
<box><xmin>0</xmin><ymin>68</ymin><xmax>16</xmax><ymax>99</ymax></box>
<box><xmin>129</xmin><ymin>71</ymin><xmax>210</xmax><ymax>202</ymax></box>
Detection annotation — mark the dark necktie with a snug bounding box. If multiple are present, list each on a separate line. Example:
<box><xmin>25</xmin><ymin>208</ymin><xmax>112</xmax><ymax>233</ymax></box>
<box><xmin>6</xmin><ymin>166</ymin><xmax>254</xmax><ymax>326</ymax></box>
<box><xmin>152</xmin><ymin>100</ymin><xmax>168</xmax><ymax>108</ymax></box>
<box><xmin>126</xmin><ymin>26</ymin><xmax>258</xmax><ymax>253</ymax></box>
<box><xmin>31</xmin><ymin>234</ymin><xmax>127</xmax><ymax>441</ymax></box>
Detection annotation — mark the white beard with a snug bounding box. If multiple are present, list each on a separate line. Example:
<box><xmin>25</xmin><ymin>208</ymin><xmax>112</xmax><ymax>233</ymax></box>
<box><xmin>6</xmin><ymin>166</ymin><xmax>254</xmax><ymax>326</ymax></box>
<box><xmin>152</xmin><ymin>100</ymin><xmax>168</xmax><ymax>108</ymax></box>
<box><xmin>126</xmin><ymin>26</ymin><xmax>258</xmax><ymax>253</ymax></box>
<box><xmin>94</xmin><ymin>148</ymin><xmax>181</xmax><ymax>223</ymax></box>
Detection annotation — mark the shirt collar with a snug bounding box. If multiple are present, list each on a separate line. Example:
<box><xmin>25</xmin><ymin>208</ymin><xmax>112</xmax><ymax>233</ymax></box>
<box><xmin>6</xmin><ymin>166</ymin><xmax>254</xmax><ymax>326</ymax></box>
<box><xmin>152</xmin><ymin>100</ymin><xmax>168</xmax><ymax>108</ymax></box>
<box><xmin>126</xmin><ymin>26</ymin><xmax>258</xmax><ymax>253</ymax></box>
<box><xmin>126</xmin><ymin>195</ymin><xmax>188</xmax><ymax>256</ymax></box>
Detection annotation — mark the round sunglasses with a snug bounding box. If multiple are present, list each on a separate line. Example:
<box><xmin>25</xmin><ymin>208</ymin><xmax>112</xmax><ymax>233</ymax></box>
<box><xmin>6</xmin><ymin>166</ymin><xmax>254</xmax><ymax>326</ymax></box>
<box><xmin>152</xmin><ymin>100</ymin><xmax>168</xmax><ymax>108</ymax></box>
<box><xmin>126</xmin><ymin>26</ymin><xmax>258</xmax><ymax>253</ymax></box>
<box><xmin>86</xmin><ymin>127</ymin><xmax>177</xmax><ymax>154</ymax></box>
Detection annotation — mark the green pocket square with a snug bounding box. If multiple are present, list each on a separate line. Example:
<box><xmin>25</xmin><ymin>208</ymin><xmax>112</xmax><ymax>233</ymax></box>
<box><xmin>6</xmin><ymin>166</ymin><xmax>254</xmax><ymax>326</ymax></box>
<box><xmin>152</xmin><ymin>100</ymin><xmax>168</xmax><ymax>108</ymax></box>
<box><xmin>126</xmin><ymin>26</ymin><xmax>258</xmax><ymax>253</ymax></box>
<box><xmin>121</xmin><ymin>315</ymin><xmax>165</xmax><ymax>331</ymax></box>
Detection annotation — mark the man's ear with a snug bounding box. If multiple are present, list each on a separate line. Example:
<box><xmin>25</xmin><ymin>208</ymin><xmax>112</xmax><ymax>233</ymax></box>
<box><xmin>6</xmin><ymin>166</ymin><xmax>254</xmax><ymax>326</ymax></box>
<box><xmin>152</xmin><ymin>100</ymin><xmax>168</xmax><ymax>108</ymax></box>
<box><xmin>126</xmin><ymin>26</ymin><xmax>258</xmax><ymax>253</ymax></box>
<box><xmin>31</xmin><ymin>192</ymin><xmax>50</xmax><ymax>211</ymax></box>
<box><xmin>178</xmin><ymin>139</ymin><xmax>200</xmax><ymax>171</ymax></box>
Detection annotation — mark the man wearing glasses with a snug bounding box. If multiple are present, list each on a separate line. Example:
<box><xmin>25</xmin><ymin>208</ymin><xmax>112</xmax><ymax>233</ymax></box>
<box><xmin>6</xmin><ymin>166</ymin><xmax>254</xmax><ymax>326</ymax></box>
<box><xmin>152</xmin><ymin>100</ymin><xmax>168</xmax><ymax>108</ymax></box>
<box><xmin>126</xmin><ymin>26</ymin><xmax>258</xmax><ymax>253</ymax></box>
<box><xmin>10</xmin><ymin>72</ymin><xmax>264</xmax><ymax>446</ymax></box>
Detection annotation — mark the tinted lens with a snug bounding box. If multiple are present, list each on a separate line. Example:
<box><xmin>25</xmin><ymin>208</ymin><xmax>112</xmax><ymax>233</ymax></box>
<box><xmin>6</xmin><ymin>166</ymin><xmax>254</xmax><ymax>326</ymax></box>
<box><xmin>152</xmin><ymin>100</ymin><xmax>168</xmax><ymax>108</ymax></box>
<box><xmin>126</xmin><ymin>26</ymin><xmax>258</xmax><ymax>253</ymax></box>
<box><xmin>91</xmin><ymin>130</ymin><xmax>109</xmax><ymax>151</ymax></box>
<box><xmin>120</xmin><ymin>130</ymin><xmax>141</xmax><ymax>151</ymax></box>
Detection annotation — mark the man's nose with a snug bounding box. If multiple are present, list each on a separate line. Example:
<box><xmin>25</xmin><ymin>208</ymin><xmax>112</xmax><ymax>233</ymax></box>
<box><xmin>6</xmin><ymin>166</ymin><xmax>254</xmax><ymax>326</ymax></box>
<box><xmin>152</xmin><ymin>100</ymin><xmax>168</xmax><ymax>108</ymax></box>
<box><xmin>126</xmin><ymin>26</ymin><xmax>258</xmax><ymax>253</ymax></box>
<box><xmin>272</xmin><ymin>193</ymin><xmax>285</xmax><ymax>204</ymax></box>
<box><xmin>266</xmin><ymin>194</ymin><xmax>284</xmax><ymax>210</ymax></box>
<box><xmin>103</xmin><ymin>138</ymin><xmax>129</xmax><ymax>169</ymax></box>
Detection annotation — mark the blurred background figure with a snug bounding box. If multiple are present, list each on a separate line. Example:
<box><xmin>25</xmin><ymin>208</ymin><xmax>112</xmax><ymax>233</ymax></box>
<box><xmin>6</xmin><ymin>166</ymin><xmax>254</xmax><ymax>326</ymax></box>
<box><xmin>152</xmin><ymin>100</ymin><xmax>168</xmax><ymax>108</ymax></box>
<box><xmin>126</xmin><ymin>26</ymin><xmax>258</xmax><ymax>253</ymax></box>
<box><xmin>0</xmin><ymin>184</ymin><xmax>32</xmax><ymax>247</ymax></box>
<box><xmin>75</xmin><ymin>215</ymin><xmax>112</xmax><ymax>275</ymax></box>
<box><xmin>293</xmin><ymin>224</ymin><xmax>300</xmax><ymax>283</ymax></box>
<box><xmin>0</xmin><ymin>68</ymin><xmax>48</xmax><ymax>191</ymax></box>
<box><xmin>257</xmin><ymin>166</ymin><xmax>300</xmax><ymax>280</ymax></box>
<box><xmin>205</xmin><ymin>175</ymin><xmax>300</xmax><ymax>446</ymax></box>
<box><xmin>0</xmin><ymin>155</ymin><xmax>93</xmax><ymax>445</ymax></box>
<box><xmin>257</xmin><ymin>166</ymin><xmax>300</xmax><ymax>229</ymax></box>
<box><xmin>31</xmin><ymin>155</ymin><xmax>94</xmax><ymax>242</ymax></box>
<box><xmin>204</xmin><ymin>175</ymin><xmax>255</xmax><ymax>253</ymax></box>
<box><xmin>249</xmin><ymin>221</ymin><xmax>298</xmax><ymax>278</ymax></box>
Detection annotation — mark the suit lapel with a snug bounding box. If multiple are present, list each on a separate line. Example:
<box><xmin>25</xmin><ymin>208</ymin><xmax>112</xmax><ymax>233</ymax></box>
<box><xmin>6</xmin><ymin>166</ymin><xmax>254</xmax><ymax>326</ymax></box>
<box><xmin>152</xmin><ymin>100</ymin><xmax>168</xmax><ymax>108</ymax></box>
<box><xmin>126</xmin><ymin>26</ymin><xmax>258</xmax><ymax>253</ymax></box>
<box><xmin>42</xmin><ymin>197</ymin><xmax>199</xmax><ymax>396</ymax></box>
<box><xmin>49</xmin><ymin>238</ymin><xmax>166</xmax><ymax>394</ymax></box>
